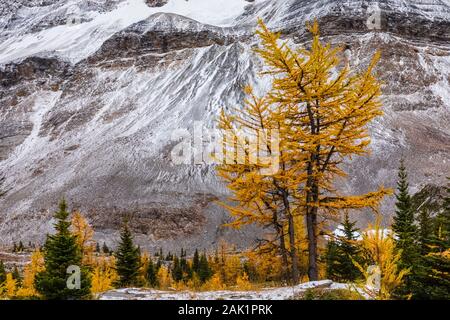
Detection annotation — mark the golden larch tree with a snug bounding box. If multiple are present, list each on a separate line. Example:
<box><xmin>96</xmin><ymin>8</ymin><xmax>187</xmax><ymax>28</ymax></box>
<box><xmin>71</xmin><ymin>211</ymin><xmax>96</xmax><ymax>266</ymax></box>
<box><xmin>353</xmin><ymin>216</ymin><xmax>409</xmax><ymax>300</ymax></box>
<box><xmin>91</xmin><ymin>256</ymin><xmax>118</xmax><ymax>294</ymax></box>
<box><xmin>256</xmin><ymin>19</ymin><xmax>392</xmax><ymax>280</ymax></box>
<box><xmin>16</xmin><ymin>249</ymin><xmax>44</xmax><ymax>298</ymax></box>
<box><xmin>217</xmin><ymin>19</ymin><xmax>392</xmax><ymax>283</ymax></box>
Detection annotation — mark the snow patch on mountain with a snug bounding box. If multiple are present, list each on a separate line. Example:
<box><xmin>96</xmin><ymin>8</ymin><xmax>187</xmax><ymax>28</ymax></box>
<box><xmin>0</xmin><ymin>0</ymin><xmax>263</xmax><ymax>65</ymax></box>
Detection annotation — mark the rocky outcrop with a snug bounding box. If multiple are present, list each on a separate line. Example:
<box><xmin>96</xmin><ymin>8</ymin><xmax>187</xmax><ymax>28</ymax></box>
<box><xmin>98</xmin><ymin>280</ymin><xmax>359</xmax><ymax>300</ymax></box>
<box><xmin>145</xmin><ymin>0</ymin><xmax>168</xmax><ymax>7</ymax></box>
<box><xmin>89</xmin><ymin>13</ymin><xmax>237</xmax><ymax>65</ymax></box>
<box><xmin>0</xmin><ymin>57</ymin><xmax>70</xmax><ymax>160</ymax></box>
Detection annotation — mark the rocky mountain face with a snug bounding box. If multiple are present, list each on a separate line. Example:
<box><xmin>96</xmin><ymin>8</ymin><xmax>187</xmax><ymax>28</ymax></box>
<box><xmin>0</xmin><ymin>0</ymin><xmax>449</xmax><ymax>252</ymax></box>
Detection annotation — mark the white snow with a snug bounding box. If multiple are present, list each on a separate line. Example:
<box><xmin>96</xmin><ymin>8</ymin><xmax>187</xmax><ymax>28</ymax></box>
<box><xmin>99</xmin><ymin>280</ymin><xmax>363</xmax><ymax>300</ymax></box>
<box><xmin>0</xmin><ymin>0</ymin><xmax>262</xmax><ymax>65</ymax></box>
<box><xmin>153</xmin><ymin>0</ymin><xmax>261</xmax><ymax>27</ymax></box>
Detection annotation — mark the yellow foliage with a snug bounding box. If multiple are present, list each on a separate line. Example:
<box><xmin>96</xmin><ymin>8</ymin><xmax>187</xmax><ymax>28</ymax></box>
<box><xmin>157</xmin><ymin>266</ymin><xmax>172</xmax><ymax>290</ymax></box>
<box><xmin>236</xmin><ymin>272</ymin><xmax>252</xmax><ymax>291</ymax></box>
<box><xmin>353</xmin><ymin>216</ymin><xmax>409</xmax><ymax>300</ymax></box>
<box><xmin>202</xmin><ymin>273</ymin><xmax>225</xmax><ymax>291</ymax></box>
<box><xmin>217</xmin><ymin>19</ymin><xmax>392</xmax><ymax>281</ymax></box>
<box><xmin>139</xmin><ymin>252</ymin><xmax>151</xmax><ymax>286</ymax></box>
<box><xmin>245</xmin><ymin>249</ymin><xmax>283</xmax><ymax>283</ymax></box>
<box><xmin>71</xmin><ymin>211</ymin><xmax>96</xmax><ymax>266</ymax></box>
<box><xmin>185</xmin><ymin>273</ymin><xmax>203</xmax><ymax>291</ymax></box>
<box><xmin>2</xmin><ymin>273</ymin><xmax>17</xmax><ymax>298</ymax></box>
<box><xmin>16</xmin><ymin>249</ymin><xmax>44</xmax><ymax>298</ymax></box>
<box><xmin>172</xmin><ymin>281</ymin><xmax>190</xmax><ymax>291</ymax></box>
<box><xmin>91</xmin><ymin>256</ymin><xmax>118</xmax><ymax>294</ymax></box>
<box><xmin>223</xmin><ymin>255</ymin><xmax>242</xmax><ymax>286</ymax></box>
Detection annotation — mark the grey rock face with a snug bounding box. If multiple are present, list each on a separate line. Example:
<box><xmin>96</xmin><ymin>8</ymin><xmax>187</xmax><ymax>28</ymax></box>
<box><xmin>0</xmin><ymin>0</ymin><xmax>449</xmax><ymax>251</ymax></box>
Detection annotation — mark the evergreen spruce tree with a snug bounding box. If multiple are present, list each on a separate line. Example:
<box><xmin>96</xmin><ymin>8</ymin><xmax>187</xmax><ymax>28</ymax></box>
<box><xmin>156</xmin><ymin>257</ymin><xmax>162</xmax><ymax>271</ymax></box>
<box><xmin>325</xmin><ymin>213</ymin><xmax>362</xmax><ymax>282</ymax></box>
<box><xmin>179</xmin><ymin>249</ymin><xmax>191</xmax><ymax>280</ymax></box>
<box><xmin>114</xmin><ymin>222</ymin><xmax>142</xmax><ymax>287</ymax></box>
<box><xmin>198</xmin><ymin>252</ymin><xmax>212</xmax><ymax>283</ymax></box>
<box><xmin>18</xmin><ymin>241</ymin><xmax>24</xmax><ymax>252</ymax></box>
<box><xmin>192</xmin><ymin>249</ymin><xmax>200</xmax><ymax>274</ymax></box>
<box><xmin>418</xmin><ymin>208</ymin><xmax>434</xmax><ymax>255</ymax></box>
<box><xmin>146</xmin><ymin>256</ymin><xmax>158</xmax><ymax>288</ymax></box>
<box><xmin>34</xmin><ymin>199</ymin><xmax>91</xmax><ymax>299</ymax></box>
<box><xmin>102</xmin><ymin>242</ymin><xmax>110</xmax><ymax>255</ymax></box>
<box><xmin>392</xmin><ymin>159</ymin><xmax>420</xmax><ymax>296</ymax></box>
<box><xmin>325</xmin><ymin>239</ymin><xmax>340</xmax><ymax>281</ymax></box>
<box><xmin>171</xmin><ymin>255</ymin><xmax>183</xmax><ymax>282</ymax></box>
<box><xmin>12</xmin><ymin>266</ymin><xmax>22</xmax><ymax>286</ymax></box>
<box><xmin>165</xmin><ymin>252</ymin><xmax>173</xmax><ymax>261</ymax></box>
<box><xmin>0</xmin><ymin>260</ymin><xmax>6</xmax><ymax>285</ymax></box>
<box><xmin>418</xmin><ymin>182</ymin><xmax>450</xmax><ymax>299</ymax></box>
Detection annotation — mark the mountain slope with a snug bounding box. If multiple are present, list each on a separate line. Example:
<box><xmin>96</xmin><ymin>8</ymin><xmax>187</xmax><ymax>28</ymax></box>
<box><xmin>0</xmin><ymin>0</ymin><xmax>449</xmax><ymax>251</ymax></box>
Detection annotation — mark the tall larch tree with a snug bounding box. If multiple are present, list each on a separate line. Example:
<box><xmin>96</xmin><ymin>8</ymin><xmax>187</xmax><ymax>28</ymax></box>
<box><xmin>258</xmin><ymin>19</ymin><xmax>391</xmax><ymax>281</ymax></box>
<box><xmin>217</xmin><ymin>86</ymin><xmax>300</xmax><ymax>282</ymax></box>
<box><xmin>114</xmin><ymin>221</ymin><xmax>142</xmax><ymax>287</ymax></box>
<box><xmin>34</xmin><ymin>199</ymin><xmax>91</xmax><ymax>299</ymax></box>
<box><xmin>71</xmin><ymin>211</ymin><xmax>96</xmax><ymax>266</ymax></box>
<box><xmin>218</xmin><ymin>19</ymin><xmax>391</xmax><ymax>282</ymax></box>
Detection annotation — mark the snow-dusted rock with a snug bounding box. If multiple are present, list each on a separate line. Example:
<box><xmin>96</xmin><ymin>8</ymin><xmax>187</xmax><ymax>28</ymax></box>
<box><xmin>99</xmin><ymin>280</ymin><xmax>358</xmax><ymax>300</ymax></box>
<box><xmin>0</xmin><ymin>0</ymin><xmax>449</xmax><ymax>250</ymax></box>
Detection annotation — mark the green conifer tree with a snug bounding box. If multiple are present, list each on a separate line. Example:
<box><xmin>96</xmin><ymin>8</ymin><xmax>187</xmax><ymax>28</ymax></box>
<box><xmin>192</xmin><ymin>249</ymin><xmax>200</xmax><ymax>274</ymax></box>
<box><xmin>146</xmin><ymin>256</ymin><xmax>158</xmax><ymax>288</ymax></box>
<box><xmin>114</xmin><ymin>222</ymin><xmax>142</xmax><ymax>287</ymax></box>
<box><xmin>198</xmin><ymin>252</ymin><xmax>212</xmax><ymax>283</ymax></box>
<box><xmin>102</xmin><ymin>242</ymin><xmax>110</xmax><ymax>255</ymax></box>
<box><xmin>0</xmin><ymin>260</ymin><xmax>6</xmax><ymax>285</ymax></box>
<box><xmin>34</xmin><ymin>199</ymin><xmax>91</xmax><ymax>299</ymax></box>
<box><xmin>418</xmin><ymin>182</ymin><xmax>450</xmax><ymax>299</ymax></box>
<box><xmin>12</xmin><ymin>266</ymin><xmax>22</xmax><ymax>286</ymax></box>
<box><xmin>392</xmin><ymin>159</ymin><xmax>420</xmax><ymax>296</ymax></box>
<box><xmin>325</xmin><ymin>240</ymin><xmax>340</xmax><ymax>280</ymax></box>
<box><xmin>171</xmin><ymin>255</ymin><xmax>183</xmax><ymax>282</ymax></box>
<box><xmin>325</xmin><ymin>213</ymin><xmax>362</xmax><ymax>282</ymax></box>
<box><xmin>418</xmin><ymin>208</ymin><xmax>434</xmax><ymax>255</ymax></box>
<box><xmin>179</xmin><ymin>248</ymin><xmax>190</xmax><ymax>279</ymax></box>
